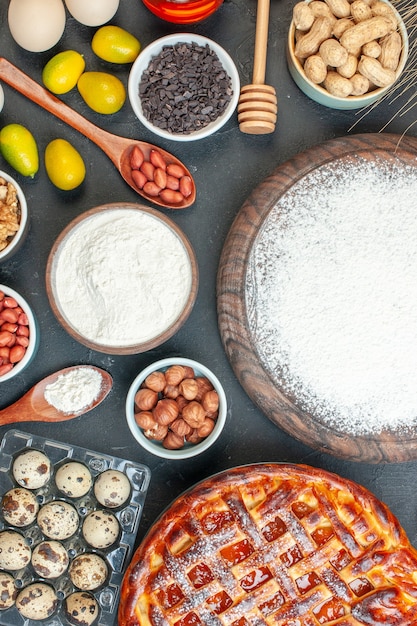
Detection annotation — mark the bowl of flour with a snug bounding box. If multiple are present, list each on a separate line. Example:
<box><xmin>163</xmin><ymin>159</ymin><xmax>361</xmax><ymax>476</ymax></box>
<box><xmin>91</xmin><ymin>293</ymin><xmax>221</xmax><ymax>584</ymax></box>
<box><xmin>45</xmin><ymin>203</ymin><xmax>198</xmax><ymax>354</ymax></box>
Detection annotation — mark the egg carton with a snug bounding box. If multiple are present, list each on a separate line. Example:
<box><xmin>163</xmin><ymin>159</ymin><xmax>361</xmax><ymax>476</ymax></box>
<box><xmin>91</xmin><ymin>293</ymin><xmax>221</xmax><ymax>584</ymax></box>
<box><xmin>0</xmin><ymin>429</ymin><xmax>151</xmax><ymax>626</ymax></box>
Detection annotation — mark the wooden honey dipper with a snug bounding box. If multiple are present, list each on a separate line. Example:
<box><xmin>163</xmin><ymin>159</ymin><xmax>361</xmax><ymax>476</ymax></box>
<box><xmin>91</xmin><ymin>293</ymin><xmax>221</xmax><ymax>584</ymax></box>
<box><xmin>238</xmin><ymin>0</ymin><xmax>277</xmax><ymax>134</ymax></box>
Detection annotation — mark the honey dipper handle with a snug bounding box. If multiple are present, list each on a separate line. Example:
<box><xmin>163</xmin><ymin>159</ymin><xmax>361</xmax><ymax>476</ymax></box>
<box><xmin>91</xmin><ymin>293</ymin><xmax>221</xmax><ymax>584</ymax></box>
<box><xmin>252</xmin><ymin>0</ymin><xmax>271</xmax><ymax>85</ymax></box>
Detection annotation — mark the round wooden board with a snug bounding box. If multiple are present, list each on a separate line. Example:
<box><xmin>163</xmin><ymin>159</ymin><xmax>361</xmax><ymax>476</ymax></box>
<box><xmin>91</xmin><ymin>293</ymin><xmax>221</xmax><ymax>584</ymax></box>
<box><xmin>217</xmin><ymin>133</ymin><xmax>417</xmax><ymax>464</ymax></box>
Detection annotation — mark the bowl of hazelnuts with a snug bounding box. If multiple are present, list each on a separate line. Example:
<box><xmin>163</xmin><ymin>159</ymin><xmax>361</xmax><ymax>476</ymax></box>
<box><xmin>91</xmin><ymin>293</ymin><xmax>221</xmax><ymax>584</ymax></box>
<box><xmin>125</xmin><ymin>357</ymin><xmax>227</xmax><ymax>459</ymax></box>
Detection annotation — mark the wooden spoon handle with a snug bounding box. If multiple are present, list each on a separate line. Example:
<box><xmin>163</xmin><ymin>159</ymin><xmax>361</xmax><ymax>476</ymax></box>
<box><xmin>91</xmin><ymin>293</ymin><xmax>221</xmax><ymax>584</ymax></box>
<box><xmin>0</xmin><ymin>394</ymin><xmax>78</xmax><ymax>424</ymax></box>
<box><xmin>253</xmin><ymin>0</ymin><xmax>271</xmax><ymax>86</ymax></box>
<box><xmin>0</xmin><ymin>57</ymin><xmax>115</xmax><ymax>156</ymax></box>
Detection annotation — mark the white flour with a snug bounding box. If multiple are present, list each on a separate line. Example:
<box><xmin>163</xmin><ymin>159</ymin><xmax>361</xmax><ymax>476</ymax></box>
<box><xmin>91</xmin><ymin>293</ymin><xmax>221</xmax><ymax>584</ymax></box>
<box><xmin>53</xmin><ymin>209</ymin><xmax>192</xmax><ymax>346</ymax></box>
<box><xmin>44</xmin><ymin>367</ymin><xmax>102</xmax><ymax>413</ymax></box>
<box><xmin>246</xmin><ymin>155</ymin><xmax>417</xmax><ymax>436</ymax></box>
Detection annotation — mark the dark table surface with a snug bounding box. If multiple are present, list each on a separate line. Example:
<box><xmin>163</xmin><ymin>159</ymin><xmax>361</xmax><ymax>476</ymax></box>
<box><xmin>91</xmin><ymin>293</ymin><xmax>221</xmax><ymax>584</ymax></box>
<box><xmin>1</xmin><ymin>0</ymin><xmax>417</xmax><ymax>573</ymax></box>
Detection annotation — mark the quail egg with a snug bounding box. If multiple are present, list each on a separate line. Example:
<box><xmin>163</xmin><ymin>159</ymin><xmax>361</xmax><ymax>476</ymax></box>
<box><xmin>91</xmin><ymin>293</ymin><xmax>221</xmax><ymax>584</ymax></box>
<box><xmin>0</xmin><ymin>571</ymin><xmax>17</xmax><ymax>610</ymax></box>
<box><xmin>12</xmin><ymin>449</ymin><xmax>52</xmax><ymax>490</ymax></box>
<box><xmin>69</xmin><ymin>553</ymin><xmax>108</xmax><ymax>591</ymax></box>
<box><xmin>31</xmin><ymin>540</ymin><xmax>69</xmax><ymax>578</ymax></box>
<box><xmin>55</xmin><ymin>462</ymin><xmax>93</xmax><ymax>498</ymax></box>
<box><xmin>64</xmin><ymin>591</ymin><xmax>99</xmax><ymax>626</ymax></box>
<box><xmin>1</xmin><ymin>487</ymin><xmax>39</xmax><ymax>527</ymax></box>
<box><xmin>37</xmin><ymin>501</ymin><xmax>79</xmax><ymax>540</ymax></box>
<box><xmin>15</xmin><ymin>582</ymin><xmax>58</xmax><ymax>620</ymax></box>
<box><xmin>94</xmin><ymin>469</ymin><xmax>131</xmax><ymax>508</ymax></box>
<box><xmin>82</xmin><ymin>510</ymin><xmax>120</xmax><ymax>549</ymax></box>
<box><xmin>0</xmin><ymin>530</ymin><xmax>31</xmax><ymax>571</ymax></box>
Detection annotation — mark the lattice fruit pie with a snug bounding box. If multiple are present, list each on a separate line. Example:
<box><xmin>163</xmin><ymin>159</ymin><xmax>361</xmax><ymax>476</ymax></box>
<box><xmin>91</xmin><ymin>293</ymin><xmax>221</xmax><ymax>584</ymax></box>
<box><xmin>119</xmin><ymin>463</ymin><xmax>417</xmax><ymax>625</ymax></box>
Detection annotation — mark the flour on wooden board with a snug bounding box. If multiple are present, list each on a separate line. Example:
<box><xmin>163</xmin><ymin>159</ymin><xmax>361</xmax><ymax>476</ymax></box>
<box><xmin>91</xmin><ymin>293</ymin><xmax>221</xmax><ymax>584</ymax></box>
<box><xmin>246</xmin><ymin>155</ymin><xmax>417</xmax><ymax>435</ymax></box>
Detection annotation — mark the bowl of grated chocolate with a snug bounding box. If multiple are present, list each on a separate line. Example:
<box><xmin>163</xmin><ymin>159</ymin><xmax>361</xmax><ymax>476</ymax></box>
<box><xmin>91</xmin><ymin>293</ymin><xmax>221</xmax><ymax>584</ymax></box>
<box><xmin>0</xmin><ymin>171</ymin><xmax>29</xmax><ymax>262</ymax></box>
<box><xmin>128</xmin><ymin>34</ymin><xmax>240</xmax><ymax>141</ymax></box>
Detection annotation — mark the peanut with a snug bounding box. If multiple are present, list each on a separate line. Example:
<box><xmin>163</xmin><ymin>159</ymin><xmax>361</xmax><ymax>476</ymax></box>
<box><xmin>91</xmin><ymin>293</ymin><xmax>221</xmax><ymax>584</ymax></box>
<box><xmin>0</xmin><ymin>291</ymin><xmax>30</xmax><ymax>377</ymax></box>
<box><xmin>324</xmin><ymin>0</ymin><xmax>351</xmax><ymax>18</ymax></box>
<box><xmin>350</xmin><ymin>0</ymin><xmax>372</xmax><ymax>23</ymax></box>
<box><xmin>324</xmin><ymin>70</ymin><xmax>354</xmax><ymax>96</ymax></box>
<box><xmin>304</xmin><ymin>54</ymin><xmax>328</xmax><ymax>83</ymax></box>
<box><xmin>379</xmin><ymin>30</ymin><xmax>402</xmax><ymax>70</ymax></box>
<box><xmin>309</xmin><ymin>1</ymin><xmax>337</xmax><ymax>23</ymax></box>
<box><xmin>293</xmin><ymin>2</ymin><xmax>315</xmax><ymax>31</ymax></box>
<box><xmin>340</xmin><ymin>16</ymin><xmax>393</xmax><ymax>54</ymax></box>
<box><xmin>362</xmin><ymin>40</ymin><xmax>382</xmax><ymax>57</ymax></box>
<box><xmin>371</xmin><ymin>0</ymin><xmax>398</xmax><ymax>30</ymax></box>
<box><xmin>319</xmin><ymin>38</ymin><xmax>348</xmax><ymax>67</ymax></box>
<box><xmin>350</xmin><ymin>73</ymin><xmax>370</xmax><ymax>95</ymax></box>
<box><xmin>332</xmin><ymin>17</ymin><xmax>353</xmax><ymax>40</ymax></box>
<box><xmin>358</xmin><ymin>54</ymin><xmax>396</xmax><ymax>86</ymax></box>
<box><xmin>129</xmin><ymin>145</ymin><xmax>193</xmax><ymax>206</ymax></box>
<box><xmin>337</xmin><ymin>53</ymin><xmax>358</xmax><ymax>78</ymax></box>
<box><xmin>295</xmin><ymin>16</ymin><xmax>334</xmax><ymax>59</ymax></box>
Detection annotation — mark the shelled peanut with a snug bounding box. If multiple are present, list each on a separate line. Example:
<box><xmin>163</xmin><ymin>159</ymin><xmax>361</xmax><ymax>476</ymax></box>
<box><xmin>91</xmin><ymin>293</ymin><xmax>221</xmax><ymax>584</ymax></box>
<box><xmin>293</xmin><ymin>0</ymin><xmax>403</xmax><ymax>97</ymax></box>
<box><xmin>129</xmin><ymin>145</ymin><xmax>193</xmax><ymax>205</ymax></box>
<box><xmin>134</xmin><ymin>364</ymin><xmax>220</xmax><ymax>450</ymax></box>
<box><xmin>0</xmin><ymin>291</ymin><xmax>30</xmax><ymax>377</ymax></box>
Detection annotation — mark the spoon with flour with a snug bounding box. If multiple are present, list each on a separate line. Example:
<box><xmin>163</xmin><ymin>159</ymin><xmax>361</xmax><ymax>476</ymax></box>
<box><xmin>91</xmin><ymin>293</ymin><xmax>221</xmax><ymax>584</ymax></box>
<box><xmin>0</xmin><ymin>366</ymin><xmax>112</xmax><ymax>425</ymax></box>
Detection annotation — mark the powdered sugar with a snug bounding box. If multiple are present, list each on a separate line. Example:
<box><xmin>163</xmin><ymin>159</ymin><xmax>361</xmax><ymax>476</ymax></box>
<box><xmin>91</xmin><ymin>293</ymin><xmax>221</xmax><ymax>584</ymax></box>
<box><xmin>246</xmin><ymin>155</ymin><xmax>417</xmax><ymax>436</ymax></box>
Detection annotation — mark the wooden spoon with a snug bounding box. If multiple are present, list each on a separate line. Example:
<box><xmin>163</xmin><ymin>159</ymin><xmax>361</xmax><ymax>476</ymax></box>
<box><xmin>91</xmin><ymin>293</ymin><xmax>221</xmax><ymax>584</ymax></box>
<box><xmin>0</xmin><ymin>366</ymin><xmax>113</xmax><ymax>425</ymax></box>
<box><xmin>0</xmin><ymin>57</ymin><xmax>196</xmax><ymax>209</ymax></box>
<box><xmin>238</xmin><ymin>0</ymin><xmax>277</xmax><ymax>134</ymax></box>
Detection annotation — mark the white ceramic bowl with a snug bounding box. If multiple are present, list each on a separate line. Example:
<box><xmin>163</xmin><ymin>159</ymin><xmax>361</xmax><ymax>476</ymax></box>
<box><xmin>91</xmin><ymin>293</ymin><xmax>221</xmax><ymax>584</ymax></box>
<box><xmin>0</xmin><ymin>171</ymin><xmax>28</xmax><ymax>262</ymax></box>
<box><xmin>0</xmin><ymin>285</ymin><xmax>38</xmax><ymax>382</ymax></box>
<box><xmin>128</xmin><ymin>34</ymin><xmax>240</xmax><ymax>141</ymax></box>
<box><xmin>287</xmin><ymin>0</ymin><xmax>408</xmax><ymax>110</ymax></box>
<box><xmin>45</xmin><ymin>203</ymin><xmax>198</xmax><ymax>355</ymax></box>
<box><xmin>126</xmin><ymin>357</ymin><xmax>227</xmax><ymax>459</ymax></box>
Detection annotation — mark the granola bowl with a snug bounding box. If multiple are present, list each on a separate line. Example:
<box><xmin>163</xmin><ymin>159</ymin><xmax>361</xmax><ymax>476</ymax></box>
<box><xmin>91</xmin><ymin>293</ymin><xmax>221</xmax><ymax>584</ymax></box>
<box><xmin>0</xmin><ymin>171</ymin><xmax>28</xmax><ymax>262</ymax></box>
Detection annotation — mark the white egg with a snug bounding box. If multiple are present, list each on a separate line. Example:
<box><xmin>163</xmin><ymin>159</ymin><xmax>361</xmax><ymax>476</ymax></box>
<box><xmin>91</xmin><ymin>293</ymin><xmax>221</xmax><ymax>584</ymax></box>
<box><xmin>8</xmin><ymin>0</ymin><xmax>66</xmax><ymax>53</ymax></box>
<box><xmin>0</xmin><ymin>84</ymin><xmax>4</xmax><ymax>113</ymax></box>
<box><xmin>64</xmin><ymin>0</ymin><xmax>120</xmax><ymax>26</ymax></box>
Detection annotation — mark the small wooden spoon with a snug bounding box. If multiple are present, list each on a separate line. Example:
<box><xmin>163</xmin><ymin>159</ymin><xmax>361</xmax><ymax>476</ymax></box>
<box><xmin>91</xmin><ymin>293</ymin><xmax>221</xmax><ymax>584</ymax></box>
<box><xmin>238</xmin><ymin>0</ymin><xmax>277</xmax><ymax>134</ymax></box>
<box><xmin>0</xmin><ymin>366</ymin><xmax>113</xmax><ymax>425</ymax></box>
<box><xmin>0</xmin><ymin>57</ymin><xmax>196</xmax><ymax>209</ymax></box>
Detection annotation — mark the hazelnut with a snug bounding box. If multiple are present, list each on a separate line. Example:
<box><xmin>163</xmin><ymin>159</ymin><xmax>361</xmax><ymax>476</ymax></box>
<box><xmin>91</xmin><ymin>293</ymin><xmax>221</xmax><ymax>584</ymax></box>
<box><xmin>135</xmin><ymin>411</ymin><xmax>157</xmax><ymax>430</ymax></box>
<box><xmin>186</xmin><ymin>429</ymin><xmax>204</xmax><ymax>444</ymax></box>
<box><xmin>197</xmin><ymin>418</ymin><xmax>216</xmax><ymax>438</ymax></box>
<box><xmin>135</xmin><ymin>388</ymin><xmax>158</xmax><ymax>411</ymax></box>
<box><xmin>163</xmin><ymin>432</ymin><xmax>184</xmax><ymax>450</ymax></box>
<box><xmin>165</xmin><ymin>365</ymin><xmax>186</xmax><ymax>386</ymax></box>
<box><xmin>144</xmin><ymin>423</ymin><xmax>168</xmax><ymax>441</ymax></box>
<box><xmin>179</xmin><ymin>378</ymin><xmax>198</xmax><ymax>401</ymax></box>
<box><xmin>153</xmin><ymin>398</ymin><xmax>179</xmax><ymax>426</ymax></box>
<box><xmin>176</xmin><ymin>395</ymin><xmax>189</xmax><ymax>412</ymax></box>
<box><xmin>195</xmin><ymin>376</ymin><xmax>214</xmax><ymax>401</ymax></box>
<box><xmin>183</xmin><ymin>366</ymin><xmax>195</xmax><ymax>379</ymax></box>
<box><xmin>202</xmin><ymin>390</ymin><xmax>219</xmax><ymax>417</ymax></box>
<box><xmin>182</xmin><ymin>401</ymin><xmax>205</xmax><ymax>428</ymax></box>
<box><xmin>170</xmin><ymin>418</ymin><xmax>192</xmax><ymax>438</ymax></box>
<box><xmin>144</xmin><ymin>371</ymin><xmax>166</xmax><ymax>392</ymax></box>
<box><xmin>164</xmin><ymin>384</ymin><xmax>180</xmax><ymax>399</ymax></box>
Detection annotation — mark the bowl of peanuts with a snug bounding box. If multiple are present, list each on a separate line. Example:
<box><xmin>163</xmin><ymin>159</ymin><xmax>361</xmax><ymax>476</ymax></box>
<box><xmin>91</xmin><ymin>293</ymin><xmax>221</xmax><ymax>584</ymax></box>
<box><xmin>0</xmin><ymin>171</ymin><xmax>29</xmax><ymax>262</ymax></box>
<box><xmin>287</xmin><ymin>0</ymin><xmax>408</xmax><ymax>109</ymax></box>
<box><xmin>128</xmin><ymin>33</ymin><xmax>240</xmax><ymax>141</ymax></box>
<box><xmin>126</xmin><ymin>357</ymin><xmax>227</xmax><ymax>459</ymax></box>
<box><xmin>0</xmin><ymin>285</ymin><xmax>38</xmax><ymax>381</ymax></box>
